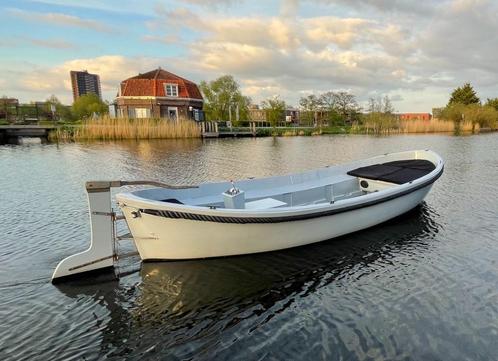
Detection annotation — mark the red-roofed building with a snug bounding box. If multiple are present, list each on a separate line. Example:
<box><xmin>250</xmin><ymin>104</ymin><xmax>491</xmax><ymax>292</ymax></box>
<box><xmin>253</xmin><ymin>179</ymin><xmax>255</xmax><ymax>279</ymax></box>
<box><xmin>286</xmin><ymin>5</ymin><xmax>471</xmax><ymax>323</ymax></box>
<box><xmin>115</xmin><ymin>68</ymin><xmax>203</xmax><ymax>121</ymax></box>
<box><xmin>397</xmin><ymin>113</ymin><xmax>432</xmax><ymax>121</ymax></box>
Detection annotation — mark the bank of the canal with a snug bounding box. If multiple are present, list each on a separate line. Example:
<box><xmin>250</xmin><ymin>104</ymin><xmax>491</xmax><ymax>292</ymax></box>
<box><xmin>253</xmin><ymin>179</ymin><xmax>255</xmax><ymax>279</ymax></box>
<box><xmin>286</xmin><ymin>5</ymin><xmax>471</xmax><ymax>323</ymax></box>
<box><xmin>1</xmin><ymin>134</ymin><xmax>497</xmax><ymax>360</ymax></box>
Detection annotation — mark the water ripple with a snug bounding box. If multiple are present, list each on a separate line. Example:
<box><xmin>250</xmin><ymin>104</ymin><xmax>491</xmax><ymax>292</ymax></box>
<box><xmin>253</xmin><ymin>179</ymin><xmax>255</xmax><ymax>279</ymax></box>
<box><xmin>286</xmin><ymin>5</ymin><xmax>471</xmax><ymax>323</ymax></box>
<box><xmin>1</xmin><ymin>135</ymin><xmax>498</xmax><ymax>360</ymax></box>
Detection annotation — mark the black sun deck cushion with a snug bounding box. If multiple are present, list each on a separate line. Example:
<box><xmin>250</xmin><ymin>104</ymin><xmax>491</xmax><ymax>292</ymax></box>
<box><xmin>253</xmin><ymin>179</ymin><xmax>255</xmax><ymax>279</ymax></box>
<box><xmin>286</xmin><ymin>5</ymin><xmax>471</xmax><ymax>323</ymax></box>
<box><xmin>347</xmin><ymin>159</ymin><xmax>436</xmax><ymax>184</ymax></box>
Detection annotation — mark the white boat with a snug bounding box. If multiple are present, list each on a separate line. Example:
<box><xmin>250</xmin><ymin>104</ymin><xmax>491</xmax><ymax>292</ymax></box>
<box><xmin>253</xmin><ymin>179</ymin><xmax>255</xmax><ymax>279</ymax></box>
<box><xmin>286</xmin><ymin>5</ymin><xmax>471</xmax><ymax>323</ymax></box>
<box><xmin>52</xmin><ymin>149</ymin><xmax>443</xmax><ymax>282</ymax></box>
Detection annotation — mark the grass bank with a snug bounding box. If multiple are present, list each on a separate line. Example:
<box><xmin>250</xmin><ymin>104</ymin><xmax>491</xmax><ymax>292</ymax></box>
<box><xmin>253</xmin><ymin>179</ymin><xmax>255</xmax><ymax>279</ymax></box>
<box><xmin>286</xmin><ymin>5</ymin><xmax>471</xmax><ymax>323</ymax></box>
<box><xmin>50</xmin><ymin>116</ymin><xmax>201</xmax><ymax>141</ymax></box>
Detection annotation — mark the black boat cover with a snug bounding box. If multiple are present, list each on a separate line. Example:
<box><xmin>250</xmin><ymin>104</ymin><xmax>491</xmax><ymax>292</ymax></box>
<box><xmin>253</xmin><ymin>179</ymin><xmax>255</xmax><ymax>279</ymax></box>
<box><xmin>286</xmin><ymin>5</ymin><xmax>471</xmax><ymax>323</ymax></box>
<box><xmin>347</xmin><ymin>159</ymin><xmax>436</xmax><ymax>184</ymax></box>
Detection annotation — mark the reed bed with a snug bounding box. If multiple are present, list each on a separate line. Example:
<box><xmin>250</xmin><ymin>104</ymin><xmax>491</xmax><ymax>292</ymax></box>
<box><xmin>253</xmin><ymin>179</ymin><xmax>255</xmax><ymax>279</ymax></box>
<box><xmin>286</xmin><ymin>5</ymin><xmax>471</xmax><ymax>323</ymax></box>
<box><xmin>399</xmin><ymin>119</ymin><xmax>478</xmax><ymax>134</ymax></box>
<box><xmin>51</xmin><ymin>116</ymin><xmax>201</xmax><ymax>141</ymax></box>
<box><xmin>358</xmin><ymin>118</ymin><xmax>479</xmax><ymax>135</ymax></box>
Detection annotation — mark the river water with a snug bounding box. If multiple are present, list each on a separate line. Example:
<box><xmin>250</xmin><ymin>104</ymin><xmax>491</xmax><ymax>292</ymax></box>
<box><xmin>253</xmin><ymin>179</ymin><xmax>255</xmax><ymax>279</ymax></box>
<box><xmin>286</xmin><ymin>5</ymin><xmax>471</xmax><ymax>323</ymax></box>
<box><xmin>1</xmin><ymin>134</ymin><xmax>497</xmax><ymax>360</ymax></box>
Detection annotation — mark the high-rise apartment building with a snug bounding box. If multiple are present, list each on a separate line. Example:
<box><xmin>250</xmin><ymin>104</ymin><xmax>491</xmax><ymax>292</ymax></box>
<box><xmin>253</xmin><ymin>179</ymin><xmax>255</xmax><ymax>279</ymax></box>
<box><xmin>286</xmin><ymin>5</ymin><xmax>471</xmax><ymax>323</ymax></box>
<box><xmin>70</xmin><ymin>70</ymin><xmax>102</xmax><ymax>102</ymax></box>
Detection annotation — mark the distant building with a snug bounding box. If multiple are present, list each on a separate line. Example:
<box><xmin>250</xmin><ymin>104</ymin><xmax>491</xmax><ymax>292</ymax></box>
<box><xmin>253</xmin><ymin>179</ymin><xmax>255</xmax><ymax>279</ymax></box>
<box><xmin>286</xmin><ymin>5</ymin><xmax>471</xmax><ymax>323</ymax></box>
<box><xmin>70</xmin><ymin>70</ymin><xmax>102</xmax><ymax>102</ymax></box>
<box><xmin>397</xmin><ymin>113</ymin><xmax>432</xmax><ymax>121</ymax></box>
<box><xmin>248</xmin><ymin>104</ymin><xmax>266</xmax><ymax>122</ymax></box>
<box><xmin>115</xmin><ymin>68</ymin><xmax>203</xmax><ymax>121</ymax></box>
<box><xmin>285</xmin><ymin>107</ymin><xmax>299</xmax><ymax>123</ymax></box>
<box><xmin>0</xmin><ymin>98</ymin><xmax>18</xmax><ymax>120</ymax></box>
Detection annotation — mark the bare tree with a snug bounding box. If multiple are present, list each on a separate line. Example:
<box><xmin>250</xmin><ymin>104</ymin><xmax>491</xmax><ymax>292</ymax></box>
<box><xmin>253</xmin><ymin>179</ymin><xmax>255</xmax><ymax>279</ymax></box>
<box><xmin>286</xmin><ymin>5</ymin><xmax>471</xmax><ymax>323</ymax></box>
<box><xmin>333</xmin><ymin>91</ymin><xmax>360</xmax><ymax>123</ymax></box>
<box><xmin>382</xmin><ymin>95</ymin><xmax>395</xmax><ymax>114</ymax></box>
<box><xmin>299</xmin><ymin>94</ymin><xmax>321</xmax><ymax>126</ymax></box>
<box><xmin>319</xmin><ymin>91</ymin><xmax>336</xmax><ymax>111</ymax></box>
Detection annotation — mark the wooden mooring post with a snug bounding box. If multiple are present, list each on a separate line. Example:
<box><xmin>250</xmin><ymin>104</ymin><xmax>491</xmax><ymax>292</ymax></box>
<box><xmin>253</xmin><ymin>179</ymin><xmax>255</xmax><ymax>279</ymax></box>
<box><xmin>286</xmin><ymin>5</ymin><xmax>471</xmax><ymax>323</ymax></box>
<box><xmin>200</xmin><ymin>121</ymin><xmax>220</xmax><ymax>138</ymax></box>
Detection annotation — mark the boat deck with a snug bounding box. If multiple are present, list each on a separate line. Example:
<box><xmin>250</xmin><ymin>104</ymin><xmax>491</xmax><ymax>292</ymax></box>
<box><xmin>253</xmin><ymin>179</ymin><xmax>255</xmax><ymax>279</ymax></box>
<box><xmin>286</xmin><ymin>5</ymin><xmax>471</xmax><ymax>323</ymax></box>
<box><xmin>347</xmin><ymin>160</ymin><xmax>436</xmax><ymax>184</ymax></box>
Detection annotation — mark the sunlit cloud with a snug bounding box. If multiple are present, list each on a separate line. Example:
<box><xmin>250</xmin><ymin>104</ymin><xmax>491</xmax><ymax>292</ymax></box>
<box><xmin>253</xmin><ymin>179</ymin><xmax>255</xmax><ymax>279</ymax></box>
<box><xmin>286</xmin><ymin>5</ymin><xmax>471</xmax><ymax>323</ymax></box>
<box><xmin>7</xmin><ymin>8</ymin><xmax>114</xmax><ymax>33</ymax></box>
<box><xmin>2</xmin><ymin>0</ymin><xmax>498</xmax><ymax>111</ymax></box>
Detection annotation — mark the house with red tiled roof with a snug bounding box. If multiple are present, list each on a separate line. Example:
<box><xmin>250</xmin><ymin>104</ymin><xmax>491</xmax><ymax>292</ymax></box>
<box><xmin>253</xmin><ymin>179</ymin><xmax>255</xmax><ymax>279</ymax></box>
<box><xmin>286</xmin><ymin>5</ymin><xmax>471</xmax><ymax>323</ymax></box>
<box><xmin>115</xmin><ymin>68</ymin><xmax>203</xmax><ymax>121</ymax></box>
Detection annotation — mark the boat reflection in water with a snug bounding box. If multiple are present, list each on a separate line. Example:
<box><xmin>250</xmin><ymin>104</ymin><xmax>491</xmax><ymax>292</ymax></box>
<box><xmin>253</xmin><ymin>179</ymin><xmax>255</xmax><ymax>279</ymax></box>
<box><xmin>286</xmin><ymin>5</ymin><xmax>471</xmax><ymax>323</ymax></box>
<box><xmin>56</xmin><ymin>204</ymin><xmax>440</xmax><ymax>359</ymax></box>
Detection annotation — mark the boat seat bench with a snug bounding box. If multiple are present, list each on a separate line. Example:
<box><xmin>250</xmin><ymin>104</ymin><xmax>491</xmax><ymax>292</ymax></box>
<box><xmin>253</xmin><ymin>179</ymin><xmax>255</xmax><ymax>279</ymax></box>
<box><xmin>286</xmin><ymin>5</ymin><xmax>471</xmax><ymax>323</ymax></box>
<box><xmin>347</xmin><ymin>160</ymin><xmax>435</xmax><ymax>184</ymax></box>
<box><xmin>177</xmin><ymin>174</ymin><xmax>357</xmax><ymax>206</ymax></box>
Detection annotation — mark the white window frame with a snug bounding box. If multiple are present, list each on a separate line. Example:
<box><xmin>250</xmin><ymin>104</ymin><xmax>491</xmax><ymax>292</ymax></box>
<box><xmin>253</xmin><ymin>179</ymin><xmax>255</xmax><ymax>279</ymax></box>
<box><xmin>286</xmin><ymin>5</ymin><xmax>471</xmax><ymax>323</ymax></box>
<box><xmin>135</xmin><ymin>108</ymin><xmax>149</xmax><ymax>119</ymax></box>
<box><xmin>164</xmin><ymin>83</ymin><xmax>178</xmax><ymax>97</ymax></box>
<box><xmin>167</xmin><ymin>106</ymin><xmax>178</xmax><ymax>121</ymax></box>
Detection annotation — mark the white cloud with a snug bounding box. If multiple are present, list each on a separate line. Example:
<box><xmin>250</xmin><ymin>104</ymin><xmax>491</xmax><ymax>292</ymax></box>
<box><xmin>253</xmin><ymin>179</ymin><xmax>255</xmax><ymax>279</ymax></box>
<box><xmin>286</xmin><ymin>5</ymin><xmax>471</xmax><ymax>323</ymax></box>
<box><xmin>142</xmin><ymin>34</ymin><xmax>180</xmax><ymax>45</ymax></box>
<box><xmin>5</xmin><ymin>0</ymin><xmax>498</xmax><ymax>111</ymax></box>
<box><xmin>181</xmin><ymin>0</ymin><xmax>239</xmax><ymax>8</ymax></box>
<box><xmin>8</xmin><ymin>8</ymin><xmax>114</xmax><ymax>33</ymax></box>
<box><xmin>27</xmin><ymin>38</ymin><xmax>75</xmax><ymax>49</ymax></box>
<box><xmin>4</xmin><ymin>56</ymin><xmax>158</xmax><ymax>103</ymax></box>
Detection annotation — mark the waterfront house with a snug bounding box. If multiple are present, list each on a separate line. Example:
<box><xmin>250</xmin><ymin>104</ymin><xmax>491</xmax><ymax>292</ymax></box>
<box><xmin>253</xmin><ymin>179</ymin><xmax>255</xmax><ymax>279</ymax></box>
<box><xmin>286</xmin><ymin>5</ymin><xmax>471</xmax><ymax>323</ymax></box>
<box><xmin>115</xmin><ymin>68</ymin><xmax>203</xmax><ymax>121</ymax></box>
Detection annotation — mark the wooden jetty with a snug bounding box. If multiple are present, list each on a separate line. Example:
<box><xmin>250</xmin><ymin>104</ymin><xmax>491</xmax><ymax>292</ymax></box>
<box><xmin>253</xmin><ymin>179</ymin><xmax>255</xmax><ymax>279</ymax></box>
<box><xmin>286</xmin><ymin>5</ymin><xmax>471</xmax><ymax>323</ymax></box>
<box><xmin>201</xmin><ymin>121</ymin><xmax>257</xmax><ymax>138</ymax></box>
<box><xmin>0</xmin><ymin>125</ymin><xmax>56</xmax><ymax>144</ymax></box>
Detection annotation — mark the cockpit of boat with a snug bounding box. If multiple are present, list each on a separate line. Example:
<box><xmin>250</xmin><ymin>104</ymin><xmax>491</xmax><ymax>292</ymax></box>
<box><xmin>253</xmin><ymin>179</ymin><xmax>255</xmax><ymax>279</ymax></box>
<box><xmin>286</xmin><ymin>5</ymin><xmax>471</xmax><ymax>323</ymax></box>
<box><xmin>130</xmin><ymin>159</ymin><xmax>436</xmax><ymax>211</ymax></box>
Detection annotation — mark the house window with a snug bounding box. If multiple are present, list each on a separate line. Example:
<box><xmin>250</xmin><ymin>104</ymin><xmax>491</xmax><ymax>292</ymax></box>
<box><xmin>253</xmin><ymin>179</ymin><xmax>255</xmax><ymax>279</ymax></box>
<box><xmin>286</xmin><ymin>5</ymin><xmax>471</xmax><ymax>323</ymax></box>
<box><xmin>165</xmin><ymin>83</ymin><xmax>178</xmax><ymax>97</ymax></box>
<box><xmin>135</xmin><ymin>108</ymin><xmax>150</xmax><ymax>118</ymax></box>
<box><xmin>128</xmin><ymin>107</ymin><xmax>150</xmax><ymax>118</ymax></box>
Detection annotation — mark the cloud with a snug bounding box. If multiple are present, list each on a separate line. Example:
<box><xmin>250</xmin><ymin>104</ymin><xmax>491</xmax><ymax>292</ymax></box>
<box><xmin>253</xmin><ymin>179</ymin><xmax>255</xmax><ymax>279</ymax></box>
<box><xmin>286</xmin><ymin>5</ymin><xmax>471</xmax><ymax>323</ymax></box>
<box><xmin>148</xmin><ymin>0</ymin><xmax>498</xmax><ymax>110</ymax></box>
<box><xmin>0</xmin><ymin>37</ymin><xmax>74</xmax><ymax>49</ymax></box>
<box><xmin>5</xmin><ymin>56</ymin><xmax>158</xmax><ymax>102</ymax></box>
<box><xmin>8</xmin><ymin>8</ymin><xmax>114</xmax><ymax>32</ymax></box>
<box><xmin>27</xmin><ymin>38</ymin><xmax>75</xmax><ymax>49</ymax></box>
<box><xmin>280</xmin><ymin>0</ymin><xmax>300</xmax><ymax>17</ymax></box>
<box><xmin>181</xmin><ymin>0</ymin><xmax>240</xmax><ymax>8</ymax></box>
<box><xmin>312</xmin><ymin>0</ymin><xmax>439</xmax><ymax>15</ymax></box>
<box><xmin>142</xmin><ymin>34</ymin><xmax>180</xmax><ymax>45</ymax></box>
<box><xmin>5</xmin><ymin>0</ymin><xmax>498</xmax><ymax>111</ymax></box>
<box><xmin>147</xmin><ymin>7</ymin><xmax>416</xmax><ymax>103</ymax></box>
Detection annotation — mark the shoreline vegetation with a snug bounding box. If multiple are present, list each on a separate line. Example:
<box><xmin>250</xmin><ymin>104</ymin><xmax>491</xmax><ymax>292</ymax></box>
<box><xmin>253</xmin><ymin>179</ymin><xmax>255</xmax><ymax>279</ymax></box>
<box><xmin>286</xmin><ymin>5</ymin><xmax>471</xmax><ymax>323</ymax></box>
<box><xmin>49</xmin><ymin>116</ymin><xmax>201</xmax><ymax>141</ymax></box>
<box><xmin>48</xmin><ymin>116</ymin><xmax>493</xmax><ymax>142</ymax></box>
<box><xmin>6</xmin><ymin>79</ymin><xmax>498</xmax><ymax>141</ymax></box>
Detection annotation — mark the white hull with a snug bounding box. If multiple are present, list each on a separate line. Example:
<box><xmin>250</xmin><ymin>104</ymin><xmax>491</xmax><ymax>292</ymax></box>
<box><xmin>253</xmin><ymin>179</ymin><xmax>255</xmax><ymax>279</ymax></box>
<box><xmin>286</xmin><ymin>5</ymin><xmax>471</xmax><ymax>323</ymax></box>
<box><xmin>52</xmin><ymin>149</ymin><xmax>443</xmax><ymax>282</ymax></box>
<box><xmin>121</xmin><ymin>184</ymin><xmax>432</xmax><ymax>260</ymax></box>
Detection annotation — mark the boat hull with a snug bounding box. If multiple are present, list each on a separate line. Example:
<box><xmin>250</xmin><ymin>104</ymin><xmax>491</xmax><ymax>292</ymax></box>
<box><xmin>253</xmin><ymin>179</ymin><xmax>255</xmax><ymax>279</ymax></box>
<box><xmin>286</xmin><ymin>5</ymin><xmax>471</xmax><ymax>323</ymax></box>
<box><xmin>121</xmin><ymin>184</ymin><xmax>433</xmax><ymax>260</ymax></box>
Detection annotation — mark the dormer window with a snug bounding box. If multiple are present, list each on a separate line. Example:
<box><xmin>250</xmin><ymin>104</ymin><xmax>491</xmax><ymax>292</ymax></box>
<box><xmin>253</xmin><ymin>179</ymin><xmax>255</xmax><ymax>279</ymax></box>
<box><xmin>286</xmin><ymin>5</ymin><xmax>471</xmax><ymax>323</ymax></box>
<box><xmin>165</xmin><ymin>83</ymin><xmax>178</xmax><ymax>97</ymax></box>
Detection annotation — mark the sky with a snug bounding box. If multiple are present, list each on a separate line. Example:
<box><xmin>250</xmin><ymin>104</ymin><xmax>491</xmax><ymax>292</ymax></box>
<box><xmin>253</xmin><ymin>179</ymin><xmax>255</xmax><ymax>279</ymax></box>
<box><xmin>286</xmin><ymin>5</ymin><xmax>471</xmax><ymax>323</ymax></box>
<box><xmin>0</xmin><ymin>0</ymin><xmax>497</xmax><ymax>112</ymax></box>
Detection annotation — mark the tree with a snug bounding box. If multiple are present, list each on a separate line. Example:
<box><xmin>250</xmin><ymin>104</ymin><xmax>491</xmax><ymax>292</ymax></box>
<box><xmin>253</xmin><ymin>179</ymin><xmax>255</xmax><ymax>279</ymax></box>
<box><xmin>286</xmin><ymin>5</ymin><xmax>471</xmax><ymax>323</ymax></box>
<box><xmin>440</xmin><ymin>102</ymin><xmax>467</xmax><ymax>134</ymax></box>
<box><xmin>364</xmin><ymin>96</ymin><xmax>397</xmax><ymax>134</ymax></box>
<box><xmin>261</xmin><ymin>96</ymin><xmax>286</xmax><ymax>128</ymax></box>
<box><xmin>319</xmin><ymin>91</ymin><xmax>336</xmax><ymax>110</ymax></box>
<box><xmin>485</xmin><ymin>97</ymin><xmax>498</xmax><ymax>111</ymax></box>
<box><xmin>448</xmin><ymin>83</ymin><xmax>480</xmax><ymax>106</ymax></box>
<box><xmin>46</xmin><ymin>95</ymin><xmax>73</xmax><ymax>121</ymax></box>
<box><xmin>72</xmin><ymin>93</ymin><xmax>108</xmax><ymax>120</ymax></box>
<box><xmin>299</xmin><ymin>94</ymin><xmax>321</xmax><ymax>125</ymax></box>
<box><xmin>333</xmin><ymin>91</ymin><xmax>361</xmax><ymax>122</ymax></box>
<box><xmin>464</xmin><ymin>104</ymin><xmax>498</xmax><ymax>131</ymax></box>
<box><xmin>199</xmin><ymin>75</ymin><xmax>250</xmax><ymax>123</ymax></box>
<box><xmin>382</xmin><ymin>95</ymin><xmax>395</xmax><ymax>114</ymax></box>
<box><xmin>319</xmin><ymin>91</ymin><xmax>341</xmax><ymax>126</ymax></box>
<box><xmin>442</xmin><ymin>103</ymin><xmax>497</xmax><ymax>132</ymax></box>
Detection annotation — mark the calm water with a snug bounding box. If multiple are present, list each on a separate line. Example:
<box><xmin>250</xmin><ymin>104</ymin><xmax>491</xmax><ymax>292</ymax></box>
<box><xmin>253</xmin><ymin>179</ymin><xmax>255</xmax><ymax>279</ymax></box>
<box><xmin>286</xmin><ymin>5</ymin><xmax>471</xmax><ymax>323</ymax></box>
<box><xmin>1</xmin><ymin>135</ymin><xmax>498</xmax><ymax>360</ymax></box>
